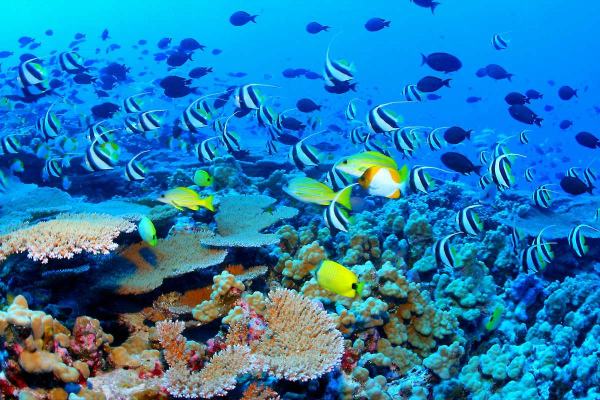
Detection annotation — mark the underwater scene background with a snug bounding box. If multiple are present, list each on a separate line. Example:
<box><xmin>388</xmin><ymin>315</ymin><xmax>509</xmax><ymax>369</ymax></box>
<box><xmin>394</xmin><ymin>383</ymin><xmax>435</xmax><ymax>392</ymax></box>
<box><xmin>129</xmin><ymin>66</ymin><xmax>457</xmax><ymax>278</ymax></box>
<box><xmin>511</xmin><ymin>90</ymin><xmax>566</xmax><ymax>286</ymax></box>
<box><xmin>0</xmin><ymin>0</ymin><xmax>599</xmax><ymax>399</ymax></box>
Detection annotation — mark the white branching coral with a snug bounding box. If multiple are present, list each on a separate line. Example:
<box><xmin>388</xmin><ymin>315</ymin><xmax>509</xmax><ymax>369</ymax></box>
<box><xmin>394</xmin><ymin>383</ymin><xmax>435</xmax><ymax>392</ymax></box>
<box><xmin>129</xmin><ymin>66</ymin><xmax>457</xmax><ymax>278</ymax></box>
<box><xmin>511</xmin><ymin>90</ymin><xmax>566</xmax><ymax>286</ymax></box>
<box><xmin>0</xmin><ymin>213</ymin><xmax>135</xmax><ymax>263</ymax></box>
<box><xmin>256</xmin><ymin>289</ymin><xmax>345</xmax><ymax>381</ymax></box>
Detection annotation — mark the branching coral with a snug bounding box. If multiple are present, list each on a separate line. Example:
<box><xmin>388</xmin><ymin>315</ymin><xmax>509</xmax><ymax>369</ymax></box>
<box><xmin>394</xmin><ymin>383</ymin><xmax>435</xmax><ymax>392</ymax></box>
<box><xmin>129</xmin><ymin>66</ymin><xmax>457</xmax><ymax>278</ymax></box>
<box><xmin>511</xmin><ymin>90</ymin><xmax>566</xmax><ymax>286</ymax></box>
<box><xmin>117</xmin><ymin>230</ymin><xmax>227</xmax><ymax>294</ymax></box>
<box><xmin>200</xmin><ymin>194</ymin><xmax>298</xmax><ymax>247</ymax></box>
<box><xmin>0</xmin><ymin>213</ymin><xmax>135</xmax><ymax>263</ymax></box>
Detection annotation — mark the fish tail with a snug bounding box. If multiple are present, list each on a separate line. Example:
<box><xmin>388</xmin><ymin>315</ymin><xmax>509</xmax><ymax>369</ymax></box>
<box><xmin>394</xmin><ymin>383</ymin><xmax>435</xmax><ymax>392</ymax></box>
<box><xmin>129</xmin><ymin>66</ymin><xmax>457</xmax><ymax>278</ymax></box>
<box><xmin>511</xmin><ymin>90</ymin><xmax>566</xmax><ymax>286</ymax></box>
<box><xmin>420</xmin><ymin>53</ymin><xmax>428</xmax><ymax>66</ymax></box>
<box><xmin>335</xmin><ymin>185</ymin><xmax>355</xmax><ymax>210</ymax></box>
<box><xmin>443</xmin><ymin>78</ymin><xmax>452</xmax><ymax>87</ymax></box>
<box><xmin>385</xmin><ymin>20</ymin><xmax>391</xmax><ymax>27</ymax></box>
<box><xmin>431</xmin><ymin>2</ymin><xmax>440</xmax><ymax>13</ymax></box>
<box><xmin>251</xmin><ymin>15</ymin><xmax>259</xmax><ymax>23</ymax></box>
<box><xmin>534</xmin><ymin>117</ymin><xmax>543</xmax><ymax>127</ymax></box>
<box><xmin>202</xmin><ymin>195</ymin><xmax>215</xmax><ymax>212</ymax></box>
<box><xmin>507</xmin><ymin>73</ymin><xmax>514</xmax><ymax>81</ymax></box>
<box><xmin>354</xmin><ymin>282</ymin><xmax>365</xmax><ymax>297</ymax></box>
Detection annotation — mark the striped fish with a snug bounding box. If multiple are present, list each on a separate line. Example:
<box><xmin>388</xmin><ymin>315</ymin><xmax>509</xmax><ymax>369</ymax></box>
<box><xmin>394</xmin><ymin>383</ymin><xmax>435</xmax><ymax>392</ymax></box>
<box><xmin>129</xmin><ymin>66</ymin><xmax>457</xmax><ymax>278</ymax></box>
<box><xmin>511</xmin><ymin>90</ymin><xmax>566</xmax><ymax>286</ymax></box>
<box><xmin>234</xmin><ymin>84</ymin><xmax>272</xmax><ymax>110</ymax></box>
<box><xmin>510</xmin><ymin>225</ymin><xmax>523</xmax><ymax>254</ymax></box>
<box><xmin>196</xmin><ymin>137</ymin><xmax>219</xmax><ymax>162</ymax></box>
<box><xmin>323</xmin><ymin>184</ymin><xmax>355</xmax><ymax>233</ymax></box>
<box><xmin>345</xmin><ymin>99</ymin><xmax>358</xmax><ymax>121</ymax></box>
<box><xmin>181</xmin><ymin>101</ymin><xmax>211</xmax><ymax>132</ymax></box>
<box><xmin>456</xmin><ymin>205</ymin><xmax>484</xmax><ymax>236</ymax></box>
<box><xmin>519</xmin><ymin>245</ymin><xmax>547</xmax><ymax>274</ymax></box>
<box><xmin>519</xmin><ymin>129</ymin><xmax>530</xmax><ymax>144</ymax></box>
<box><xmin>532</xmin><ymin>226</ymin><xmax>555</xmax><ymax>264</ymax></box>
<box><xmin>123</xmin><ymin>92</ymin><xmax>147</xmax><ymax>113</ymax></box>
<box><xmin>566</xmin><ymin>167</ymin><xmax>580</xmax><ymax>179</ymax></box>
<box><xmin>125</xmin><ymin>150</ymin><xmax>150</xmax><ymax>182</ymax></box>
<box><xmin>478</xmin><ymin>174</ymin><xmax>493</xmax><ymax>190</ymax></box>
<box><xmin>324</xmin><ymin>45</ymin><xmax>354</xmax><ymax>83</ymax></box>
<box><xmin>325</xmin><ymin>163</ymin><xmax>352</xmax><ymax>191</ymax></box>
<box><xmin>524</xmin><ymin>167</ymin><xmax>535</xmax><ymax>182</ymax></box>
<box><xmin>221</xmin><ymin>113</ymin><xmax>242</xmax><ymax>153</ymax></box>
<box><xmin>43</xmin><ymin>158</ymin><xmax>62</xmax><ymax>179</ymax></box>
<box><xmin>532</xmin><ymin>184</ymin><xmax>558</xmax><ymax>209</ymax></box>
<box><xmin>289</xmin><ymin>132</ymin><xmax>322</xmax><ymax>169</ymax></box>
<box><xmin>479</xmin><ymin>151</ymin><xmax>489</xmax><ymax>166</ymax></box>
<box><xmin>584</xmin><ymin>167</ymin><xmax>596</xmax><ymax>187</ymax></box>
<box><xmin>493</xmin><ymin>141</ymin><xmax>511</xmax><ymax>159</ymax></box>
<box><xmin>492</xmin><ymin>34</ymin><xmax>509</xmax><ymax>50</ymax></box>
<box><xmin>427</xmin><ymin>127</ymin><xmax>447</xmax><ymax>151</ymax></box>
<box><xmin>0</xmin><ymin>171</ymin><xmax>7</xmax><ymax>192</ymax></box>
<box><xmin>402</xmin><ymin>84</ymin><xmax>423</xmax><ymax>102</ymax></box>
<box><xmin>568</xmin><ymin>224</ymin><xmax>600</xmax><ymax>257</ymax></box>
<box><xmin>138</xmin><ymin>110</ymin><xmax>165</xmax><ymax>132</ymax></box>
<box><xmin>87</xmin><ymin>121</ymin><xmax>115</xmax><ymax>144</ymax></box>
<box><xmin>410</xmin><ymin>166</ymin><xmax>451</xmax><ymax>194</ymax></box>
<box><xmin>39</xmin><ymin>102</ymin><xmax>61</xmax><ymax>140</ymax></box>
<box><xmin>212</xmin><ymin>118</ymin><xmax>226</xmax><ymax>134</ymax></box>
<box><xmin>363</xmin><ymin>134</ymin><xmax>391</xmax><ymax>157</ymax></box>
<box><xmin>266</xmin><ymin>139</ymin><xmax>278</xmax><ymax>155</ymax></box>
<box><xmin>22</xmin><ymin>81</ymin><xmax>49</xmax><ymax>96</ymax></box>
<box><xmin>434</xmin><ymin>232</ymin><xmax>462</xmax><ymax>268</ymax></box>
<box><xmin>124</xmin><ymin>116</ymin><xmax>143</xmax><ymax>134</ymax></box>
<box><xmin>257</xmin><ymin>105</ymin><xmax>278</xmax><ymax>128</ymax></box>
<box><xmin>350</xmin><ymin>126</ymin><xmax>368</xmax><ymax>145</ymax></box>
<box><xmin>366</xmin><ymin>102</ymin><xmax>405</xmax><ymax>134</ymax></box>
<box><xmin>489</xmin><ymin>153</ymin><xmax>526</xmax><ymax>189</ymax></box>
<box><xmin>18</xmin><ymin>58</ymin><xmax>45</xmax><ymax>86</ymax></box>
<box><xmin>83</xmin><ymin>139</ymin><xmax>118</xmax><ymax>172</ymax></box>
<box><xmin>59</xmin><ymin>52</ymin><xmax>85</xmax><ymax>73</ymax></box>
<box><xmin>392</xmin><ymin>128</ymin><xmax>419</xmax><ymax>154</ymax></box>
<box><xmin>1</xmin><ymin>135</ymin><xmax>21</xmax><ymax>154</ymax></box>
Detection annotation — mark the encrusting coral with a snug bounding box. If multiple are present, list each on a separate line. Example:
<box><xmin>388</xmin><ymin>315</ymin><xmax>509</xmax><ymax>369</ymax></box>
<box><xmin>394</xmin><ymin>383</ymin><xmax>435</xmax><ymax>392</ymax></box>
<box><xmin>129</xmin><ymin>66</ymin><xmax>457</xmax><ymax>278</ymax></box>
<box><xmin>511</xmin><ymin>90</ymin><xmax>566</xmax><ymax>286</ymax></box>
<box><xmin>0</xmin><ymin>213</ymin><xmax>135</xmax><ymax>263</ymax></box>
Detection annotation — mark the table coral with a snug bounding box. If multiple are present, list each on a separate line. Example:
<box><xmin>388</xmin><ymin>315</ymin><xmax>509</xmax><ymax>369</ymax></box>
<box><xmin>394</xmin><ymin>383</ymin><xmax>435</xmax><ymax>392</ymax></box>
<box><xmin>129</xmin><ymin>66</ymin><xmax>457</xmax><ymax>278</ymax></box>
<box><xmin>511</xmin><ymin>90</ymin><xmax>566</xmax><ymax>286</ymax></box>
<box><xmin>0</xmin><ymin>213</ymin><xmax>135</xmax><ymax>263</ymax></box>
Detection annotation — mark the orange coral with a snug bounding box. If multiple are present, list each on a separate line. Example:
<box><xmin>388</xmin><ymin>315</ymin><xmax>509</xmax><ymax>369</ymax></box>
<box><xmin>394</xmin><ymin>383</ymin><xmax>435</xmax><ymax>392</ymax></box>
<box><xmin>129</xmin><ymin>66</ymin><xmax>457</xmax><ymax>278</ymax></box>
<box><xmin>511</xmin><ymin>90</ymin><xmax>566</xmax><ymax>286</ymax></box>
<box><xmin>241</xmin><ymin>383</ymin><xmax>280</xmax><ymax>400</ymax></box>
<box><xmin>155</xmin><ymin>320</ymin><xmax>187</xmax><ymax>368</ymax></box>
<box><xmin>0</xmin><ymin>213</ymin><xmax>135</xmax><ymax>264</ymax></box>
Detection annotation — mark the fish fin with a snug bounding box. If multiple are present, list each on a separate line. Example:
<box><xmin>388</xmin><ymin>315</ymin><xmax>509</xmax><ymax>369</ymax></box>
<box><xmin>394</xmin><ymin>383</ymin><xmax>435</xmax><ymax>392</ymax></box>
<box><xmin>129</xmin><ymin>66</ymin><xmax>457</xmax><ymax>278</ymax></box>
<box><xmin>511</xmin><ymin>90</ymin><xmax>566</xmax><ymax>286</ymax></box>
<box><xmin>398</xmin><ymin>165</ymin><xmax>409</xmax><ymax>184</ymax></box>
<box><xmin>335</xmin><ymin>185</ymin><xmax>354</xmax><ymax>210</ymax></box>
<box><xmin>421</xmin><ymin>53</ymin><xmax>428</xmax><ymax>66</ymax></box>
<box><xmin>251</xmin><ymin>15</ymin><xmax>258</xmax><ymax>23</ymax></box>
<box><xmin>172</xmin><ymin>201</ymin><xmax>184</xmax><ymax>211</ymax></box>
<box><xmin>431</xmin><ymin>2</ymin><xmax>440</xmax><ymax>13</ymax></box>
<box><xmin>443</xmin><ymin>79</ymin><xmax>452</xmax><ymax>88</ymax></box>
<box><xmin>389</xmin><ymin>189</ymin><xmax>401</xmax><ymax>199</ymax></box>
<box><xmin>202</xmin><ymin>195</ymin><xmax>215</xmax><ymax>212</ymax></box>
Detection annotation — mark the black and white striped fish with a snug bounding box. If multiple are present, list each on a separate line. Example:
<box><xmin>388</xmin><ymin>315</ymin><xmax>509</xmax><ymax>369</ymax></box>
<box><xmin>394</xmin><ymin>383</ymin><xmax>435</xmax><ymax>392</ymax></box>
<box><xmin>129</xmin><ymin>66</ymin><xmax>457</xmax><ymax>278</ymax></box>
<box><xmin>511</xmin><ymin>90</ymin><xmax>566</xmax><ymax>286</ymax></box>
<box><xmin>221</xmin><ymin>114</ymin><xmax>242</xmax><ymax>153</ymax></box>
<box><xmin>532</xmin><ymin>226</ymin><xmax>555</xmax><ymax>264</ymax></box>
<box><xmin>492</xmin><ymin>34</ymin><xmax>509</xmax><ymax>50</ymax></box>
<box><xmin>38</xmin><ymin>103</ymin><xmax>61</xmax><ymax>140</ymax></box>
<box><xmin>350</xmin><ymin>126</ymin><xmax>367</xmax><ymax>145</ymax></box>
<box><xmin>478</xmin><ymin>174</ymin><xmax>493</xmax><ymax>190</ymax></box>
<box><xmin>323</xmin><ymin>184</ymin><xmax>355</xmax><ymax>233</ymax></box>
<box><xmin>456</xmin><ymin>205</ymin><xmax>484</xmax><ymax>235</ymax></box>
<box><xmin>427</xmin><ymin>127</ymin><xmax>446</xmax><ymax>151</ymax></box>
<box><xmin>83</xmin><ymin>139</ymin><xmax>118</xmax><ymax>172</ymax></box>
<box><xmin>366</xmin><ymin>102</ymin><xmax>405</xmax><ymax>134</ymax></box>
<box><xmin>138</xmin><ymin>110</ymin><xmax>165</xmax><ymax>132</ymax></box>
<box><xmin>266</xmin><ymin>139</ymin><xmax>278</xmax><ymax>155</ymax></box>
<box><xmin>402</xmin><ymin>84</ymin><xmax>422</xmax><ymax>102</ymax></box>
<box><xmin>59</xmin><ymin>52</ymin><xmax>85</xmax><ymax>73</ymax></box>
<box><xmin>22</xmin><ymin>82</ymin><xmax>49</xmax><ymax>96</ymax></box>
<box><xmin>196</xmin><ymin>137</ymin><xmax>219</xmax><ymax>162</ymax></box>
<box><xmin>519</xmin><ymin>130</ymin><xmax>530</xmax><ymax>144</ymax></box>
<box><xmin>325</xmin><ymin>163</ymin><xmax>352</xmax><ymax>191</ymax></box>
<box><xmin>257</xmin><ymin>105</ymin><xmax>278</xmax><ymax>128</ymax></box>
<box><xmin>181</xmin><ymin>101</ymin><xmax>210</xmax><ymax>132</ymax></box>
<box><xmin>212</xmin><ymin>118</ymin><xmax>226</xmax><ymax>134</ymax></box>
<box><xmin>324</xmin><ymin>45</ymin><xmax>354</xmax><ymax>83</ymax></box>
<box><xmin>123</xmin><ymin>93</ymin><xmax>147</xmax><ymax>114</ymax></box>
<box><xmin>532</xmin><ymin>184</ymin><xmax>557</xmax><ymax>209</ymax></box>
<box><xmin>234</xmin><ymin>84</ymin><xmax>270</xmax><ymax>110</ymax></box>
<box><xmin>489</xmin><ymin>153</ymin><xmax>525</xmax><ymax>189</ymax></box>
<box><xmin>519</xmin><ymin>245</ymin><xmax>546</xmax><ymax>274</ymax></box>
<box><xmin>595</xmin><ymin>208</ymin><xmax>600</xmax><ymax>221</ymax></box>
<box><xmin>510</xmin><ymin>225</ymin><xmax>523</xmax><ymax>254</ymax></box>
<box><xmin>525</xmin><ymin>167</ymin><xmax>535</xmax><ymax>182</ymax></box>
<box><xmin>125</xmin><ymin>150</ymin><xmax>150</xmax><ymax>182</ymax></box>
<box><xmin>1</xmin><ymin>135</ymin><xmax>21</xmax><ymax>154</ymax></box>
<box><xmin>568</xmin><ymin>224</ymin><xmax>600</xmax><ymax>257</ymax></box>
<box><xmin>289</xmin><ymin>132</ymin><xmax>321</xmax><ymax>169</ymax></box>
<box><xmin>566</xmin><ymin>167</ymin><xmax>580</xmax><ymax>179</ymax></box>
<box><xmin>434</xmin><ymin>232</ymin><xmax>462</xmax><ymax>268</ymax></box>
<box><xmin>87</xmin><ymin>121</ymin><xmax>115</xmax><ymax>144</ymax></box>
<box><xmin>409</xmin><ymin>166</ymin><xmax>450</xmax><ymax>194</ymax></box>
<box><xmin>18</xmin><ymin>58</ymin><xmax>45</xmax><ymax>87</ymax></box>
<box><xmin>124</xmin><ymin>116</ymin><xmax>143</xmax><ymax>134</ymax></box>
<box><xmin>363</xmin><ymin>134</ymin><xmax>391</xmax><ymax>157</ymax></box>
<box><xmin>392</xmin><ymin>128</ymin><xmax>419</xmax><ymax>155</ymax></box>
<box><xmin>345</xmin><ymin>99</ymin><xmax>358</xmax><ymax>121</ymax></box>
<box><xmin>584</xmin><ymin>167</ymin><xmax>596</xmax><ymax>187</ymax></box>
<box><xmin>479</xmin><ymin>151</ymin><xmax>489</xmax><ymax>166</ymax></box>
<box><xmin>43</xmin><ymin>158</ymin><xmax>62</xmax><ymax>178</ymax></box>
<box><xmin>493</xmin><ymin>142</ymin><xmax>510</xmax><ymax>159</ymax></box>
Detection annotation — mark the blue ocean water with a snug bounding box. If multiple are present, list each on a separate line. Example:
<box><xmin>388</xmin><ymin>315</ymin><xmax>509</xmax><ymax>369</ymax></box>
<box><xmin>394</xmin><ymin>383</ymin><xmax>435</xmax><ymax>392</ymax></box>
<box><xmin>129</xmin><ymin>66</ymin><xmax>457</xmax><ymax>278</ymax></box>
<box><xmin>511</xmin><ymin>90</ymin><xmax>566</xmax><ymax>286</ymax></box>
<box><xmin>0</xmin><ymin>1</ymin><xmax>599</xmax><ymax>399</ymax></box>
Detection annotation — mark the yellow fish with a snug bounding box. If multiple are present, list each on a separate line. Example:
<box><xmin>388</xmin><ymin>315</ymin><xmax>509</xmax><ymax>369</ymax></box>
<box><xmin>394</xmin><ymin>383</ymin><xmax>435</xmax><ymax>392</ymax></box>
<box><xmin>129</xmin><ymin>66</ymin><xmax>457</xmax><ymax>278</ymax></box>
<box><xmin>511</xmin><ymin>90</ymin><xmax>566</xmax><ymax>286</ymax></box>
<box><xmin>316</xmin><ymin>260</ymin><xmax>364</xmax><ymax>298</ymax></box>
<box><xmin>358</xmin><ymin>165</ymin><xmax>409</xmax><ymax>199</ymax></box>
<box><xmin>335</xmin><ymin>151</ymin><xmax>398</xmax><ymax>178</ymax></box>
<box><xmin>284</xmin><ymin>177</ymin><xmax>352</xmax><ymax>208</ymax></box>
<box><xmin>193</xmin><ymin>169</ymin><xmax>213</xmax><ymax>187</ymax></box>
<box><xmin>157</xmin><ymin>187</ymin><xmax>214</xmax><ymax>211</ymax></box>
